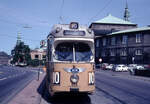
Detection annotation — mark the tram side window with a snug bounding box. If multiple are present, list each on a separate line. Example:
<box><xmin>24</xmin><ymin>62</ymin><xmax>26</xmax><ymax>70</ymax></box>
<box><xmin>49</xmin><ymin>45</ymin><xmax>52</xmax><ymax>61</ymax></box>
<box><xmin>75</xmin><ymin>43</ymin><xmax>93</xmax><ymax>62</ymax></box>
<box><xmin>47</xmin><ymin>39</ymin><xmax>52</xmax><ymax>61</ymax></box>
<box><xmin>55</xmin><ymin>43</ymin><xmax>73</xmax><ymax>61</ymax></box>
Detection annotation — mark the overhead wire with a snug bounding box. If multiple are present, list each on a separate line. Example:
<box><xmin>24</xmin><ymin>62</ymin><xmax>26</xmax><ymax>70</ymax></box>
<box><xmin>0</xmin><ymin>34</ymin><xmax>41</xmax><ymax>42</ymax></box>
<box><xmin>87</xmin><ymin>0</ymin><xmax>113</xmax><ymax>25</ymax></box>
<box><xmin>0</xmin><ymin>18</ymin><xmax>25</xmax><ymax>27</ymax></box>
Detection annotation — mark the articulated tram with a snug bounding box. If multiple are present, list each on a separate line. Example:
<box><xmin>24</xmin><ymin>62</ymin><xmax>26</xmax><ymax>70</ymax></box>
<box><xmin>46</xmin><ymin>22</ymin><xmax>95</xmax><ymax>96</ymax></box>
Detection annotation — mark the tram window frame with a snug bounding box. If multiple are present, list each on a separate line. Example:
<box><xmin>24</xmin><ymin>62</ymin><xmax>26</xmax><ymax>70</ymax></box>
<box><xmin>75</xmin><ymin>43</ymin><xmax>93</xmax><ymax>62</ymax></box>
<box><xmin>54</xmin><ymin>43</ymin><xmax>73</xmax><ymax>61</ymax></box>
<box><xmin>54</xmin><ymin>42</ymin><xmax>93</xmax><ymax>62</ymax></box>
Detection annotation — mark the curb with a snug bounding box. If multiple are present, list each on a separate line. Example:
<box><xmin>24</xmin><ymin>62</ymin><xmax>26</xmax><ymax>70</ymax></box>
<box><xmin>8</xmin><ymin>73</ymin><xmax>46</xmax><ymax>104</ymax></box>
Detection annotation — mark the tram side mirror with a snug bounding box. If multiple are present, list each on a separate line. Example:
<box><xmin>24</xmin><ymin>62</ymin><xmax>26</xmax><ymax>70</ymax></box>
<box><xmin>48</xmin><ymin>36</ymin><xmax>53</xmax><ymax>43</ymax></box>
<box><xmin>53</xmin><ymin>52</ymin><xmax>58</xmax><ymax>60</ymax></box>
<box><xmin>90</xmin><ymin>56</ymin><xmax>94</xmax><ymax>60</ymax></box>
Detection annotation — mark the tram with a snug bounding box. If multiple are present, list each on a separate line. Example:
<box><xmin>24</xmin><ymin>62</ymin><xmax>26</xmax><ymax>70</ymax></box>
<box><xmin>46</xmin><ymin>22</ymin><xmax>95</xmax><ymax>96</ymax></box>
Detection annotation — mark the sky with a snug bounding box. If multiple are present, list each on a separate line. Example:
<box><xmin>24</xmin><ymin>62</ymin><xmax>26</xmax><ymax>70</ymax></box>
<box><xmin>0</xmin><ymin>0</ymin><xmax>150</xmax><ymax>55</ymax></box>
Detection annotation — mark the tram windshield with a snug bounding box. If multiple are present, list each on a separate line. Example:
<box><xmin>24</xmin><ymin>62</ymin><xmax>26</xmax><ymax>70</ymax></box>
<box><xmin>54</xmin><ymin>42</ymin><xmax>93</xmax><ymax>62</ymax></box>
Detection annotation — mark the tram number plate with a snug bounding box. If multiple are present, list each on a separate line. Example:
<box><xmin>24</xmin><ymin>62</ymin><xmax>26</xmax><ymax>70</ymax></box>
<box><xmin>70</xmin><ymin>88</ymin><xmax>79</xmax><ymax>92</ymax></box>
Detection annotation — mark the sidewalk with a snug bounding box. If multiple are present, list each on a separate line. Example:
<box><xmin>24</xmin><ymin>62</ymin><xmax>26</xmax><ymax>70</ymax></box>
<box><xmin>8</xmin><ymin>73</ymin><xmax>46</xmax><ymax>104</ymax></box>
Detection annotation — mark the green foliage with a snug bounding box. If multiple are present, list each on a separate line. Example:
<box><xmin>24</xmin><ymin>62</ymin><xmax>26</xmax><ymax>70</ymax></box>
<box><xmin>11</xmin><ymin>42</ymin><xmax>31</xmax><ymax>65</ymax></box>
<box><xmin>29</xmin><ymin>59</ymin><xmax>45</xmax><ymax>67</ymax></box>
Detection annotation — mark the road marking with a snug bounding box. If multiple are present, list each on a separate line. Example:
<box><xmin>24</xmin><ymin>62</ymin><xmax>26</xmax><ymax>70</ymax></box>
<box><xmin>0</xmin><ymin>77</ymin><xmax>7</xmax><ymax>81</ymax></box>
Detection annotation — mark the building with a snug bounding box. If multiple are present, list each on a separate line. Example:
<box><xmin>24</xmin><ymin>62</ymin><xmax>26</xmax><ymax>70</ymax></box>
<box><xmin>30</xmin><ymin>39</ymin><xmax>47</xmax><ymax>66</ymax></box>
<box><xmin>30</xmin><ymin>47</ymin><xmax>46</xmax><ymax>61</ymax></box>
<box><xmin>99</xmin><ymin>26</ymin><xmax>150</xmax><ymax>64</ymax></box>
<box><xmin>89</xmin><ymin>14</ymin><xmax>137</xmax><ymax>64</ymax></box>
<box><xmin>0</xmin><ymin>52</ymin><xmax>10</xmax><ymax>65</ymax></box>
<box><xmin>90</xmin><ymin>14</ymin><xmax>137</xmax><ymax>34</ymax></box>
<box><xmin>89</xmin><ymin>2</ymin><xmax>150</xmax><ymax>65</ymax></box>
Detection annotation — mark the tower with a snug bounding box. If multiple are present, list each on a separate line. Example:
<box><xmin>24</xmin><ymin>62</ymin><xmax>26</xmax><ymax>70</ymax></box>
<box><xmin>17</xmin><ymin>32</ymin><xmax>21</xmax><ymax>45</ymax></box>
<box><xmin>124</xmin><ymin>0</ymin><xmax>130</xmax><ymax>21</ymax></box>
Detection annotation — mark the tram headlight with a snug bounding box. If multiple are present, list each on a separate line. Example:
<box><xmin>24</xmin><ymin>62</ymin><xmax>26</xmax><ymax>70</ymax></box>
<box><xmin>88</xmin><ymin>72</ymin><xmax>94</xmax><ymax>85</ymax></box>
<box><xmin>87</xmin><ymin>28</ymin><xmax>92</xmax><ymax>34</ymax></box>
<box><xmin>53</xmin><ymin>72</ymin><xmax>60</xmax><ymax>84</ymax></box>
<box><xmin>56</xmin><ymin>27</ymin><xmax>61</xmax><ymax>33</ymax></box>
<box><xmin>70</xmin><ymin>74</ymin><xmax>79</xmax><ymax>84</ymax></box>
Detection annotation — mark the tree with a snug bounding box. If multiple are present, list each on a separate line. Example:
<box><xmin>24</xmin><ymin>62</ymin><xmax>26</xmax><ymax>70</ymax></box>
<box><xmin>11</xmin><ymin>42</ymin><xmax>31</xmax><ymax>65</ymax></box>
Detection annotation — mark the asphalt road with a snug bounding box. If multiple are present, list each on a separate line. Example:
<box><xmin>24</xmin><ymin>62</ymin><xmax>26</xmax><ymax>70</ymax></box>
<box><xmin>0</xmin><ymin>66</ymin><xmax>37</xmax><ymax>104</ymax></box>
<box><xmin>39</xmin><ymin>69</ymin><xmax>150</xmax><ymax>104</ymax></box>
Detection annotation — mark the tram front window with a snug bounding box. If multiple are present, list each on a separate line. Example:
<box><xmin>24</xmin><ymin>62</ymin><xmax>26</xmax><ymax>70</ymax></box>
<box><xmin>55</xmin><ymin>43</ymin><xmax>73</xmax><ymax>61</ymax></box>
<box><xmin>75</xmin><ymin>43</ymin><xmax>93</xmax><ymax>62</ymax></box>
<box><xmin>55</xmin><ymin>42</ymin><xmax>93</xmax><ymax>62</ymax></box>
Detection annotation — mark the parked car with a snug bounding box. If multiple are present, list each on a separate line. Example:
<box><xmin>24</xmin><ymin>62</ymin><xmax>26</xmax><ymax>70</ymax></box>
<box><xmin>106</xmin><ymin>64</ymin><xmax>114</xmax><ymax>70</ymax></box>
<box><xmin>95</xmin><ymin>64</ymin><xmax>101</xmax><ymax>68</ymax></box>
<box><xmin>113</xmin><ymin>64</ymin><xmax>128</xmax><ymax>72</ymax></box>
<box><xmin>128</xmin><ymin>64</ymin><xmax>150</xmax><ymax>76</ymax></box>
<box><xmin>128</xmin><ymin>64</ymin><xmax>137</xmax><ymax>75</ymax></box>
<box><xmin>101</xmin><ymin>63</ymin><xmax>109</xmax><ymax>70</ymax></box>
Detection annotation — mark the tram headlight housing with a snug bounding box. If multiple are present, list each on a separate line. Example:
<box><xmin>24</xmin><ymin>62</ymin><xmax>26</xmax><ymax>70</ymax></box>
<box><xmin>88</xmin><ymin>72</ymin><xmax>94</xmax><ymax>85</ymax></box>
<box><xmin>56</xmin><ymin>27</ymin><xmax>61</xmax><ymax>33</ymax></box>
<box><xmin>70</xmin><ymin>74</ymin><xmax>79</xmax><ymax>84</ymax></box>
<box><xmin>87</xmin><ymin>28</ymin><xmax>92</xmax><ymax>34</ymax></box>
<box><xmin>53</xmin><ymin>72</ymin><xmax>60</xmax><ymax>84</ymax></box>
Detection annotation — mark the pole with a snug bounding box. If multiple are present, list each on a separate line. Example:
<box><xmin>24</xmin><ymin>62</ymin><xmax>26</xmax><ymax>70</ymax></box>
<box><xmin>37</xmin><ymin>60</ymin><xmax>40</xmax><ymax>81</ymax></box>
<box><xmin>37</xmin><ymin>68</ymin><xmax>40</xmax><ymax>81</ymax></box>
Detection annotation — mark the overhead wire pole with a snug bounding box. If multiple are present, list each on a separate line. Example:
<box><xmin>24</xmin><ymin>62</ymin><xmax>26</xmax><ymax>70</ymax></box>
<box><xmin>59</xmin><ymin>0</ymin><xmax>64</xmax><ymax>24</ymax></box>
<box><xmin>87</xmin><ymin>0</ymin><xmax>112</xmax><ymax>25</ymax></box>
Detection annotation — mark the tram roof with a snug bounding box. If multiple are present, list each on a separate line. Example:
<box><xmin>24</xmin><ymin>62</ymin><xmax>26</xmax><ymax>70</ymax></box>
<box><xmin>48</xmin><ymin>23</ymin><xmax>95</xmax><ymax>39</ymax></box>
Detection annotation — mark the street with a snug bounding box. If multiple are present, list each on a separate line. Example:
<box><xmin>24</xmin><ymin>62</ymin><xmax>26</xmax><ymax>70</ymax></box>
<box><xmin>0</xmin><ymin>66</ymin><xmax>37</xmax><ymax>104</ymax></box>
<box><xmin>1</xmin><ymin>66</ymin><xmax>150</xmax><ymax>104</ymax></box>
<box><xmin>39</xmin><ymin>69</ymin><xmax>150</xmax><ymax>104</ymax></box>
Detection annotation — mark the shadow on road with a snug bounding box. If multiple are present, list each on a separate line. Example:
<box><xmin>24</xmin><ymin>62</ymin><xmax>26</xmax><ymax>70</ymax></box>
<box><xmin>37</xmin><ymin>77</ymin><xmax>91</xmax><ymax>104</ymax></box>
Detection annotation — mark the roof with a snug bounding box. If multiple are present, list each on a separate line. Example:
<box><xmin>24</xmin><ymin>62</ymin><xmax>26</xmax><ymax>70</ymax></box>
<box><xmin>31</xmin><ymin>47</ymin><xmax>46</xmax><ymax>53</ymax></box>
<box><xmin>108</xmin><ymin>26</ymin><xmax>150</xmax><ymax>35</ymax></box>
<box><xmin>93</xmin><ymin>14</ymin><xmax>136</xmax><ymax>25</ymax></box>
<box><xmin>93</xmin><ymin>29</ymin><xmax>113</xmax><ymax>35</ymax></box>
<box><xmin>49</xmin><ymin>23</ymin><xmax>94</xmax><ymax>39</ymax></box>
<box><xmin>0</xmin><ymin>52</ymin><xmax>9</xmax><ymax>57</ymax></box>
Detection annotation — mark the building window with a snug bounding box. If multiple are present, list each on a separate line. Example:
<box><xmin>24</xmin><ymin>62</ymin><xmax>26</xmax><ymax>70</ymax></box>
<box><xmin>122</xmin><ymin>35</ymin><xmax>128</xmax><ymax>44</ymax></box>
<box><xmin>96</xmin><ymin>51</ymin><xmax>99</xmax><ymax>58</ymax></box>
<box><xmin>102</xmin><ymin>38</ymin><xmax>106</xmax><ymax>46</ymax></box>
<box><xmin>110</xmin><ymin>49</ymin><xmax>115</xmax><ymax>56</ymax></box>
<box><xmin>111</xmin><ymin>37</ymin><xmax>116</xmax><ymax>45</ymax></box>
<box><xmin>96</xmin><ymin>40</ymin><xmax>99</xmax><ymax>47</ymax></box>
<box><xmin>136</xmin><ymin>34</ymin><xmax>142</xmax><ymax>43</ymax></box>
<box><xmin>101</xmin><ymin>50</ymin><xmax>106</xmax><ymax>57</ymax></box>
<box><xmin>135</xmin><ymin>49</ymin><xmax>142</xmax><ymax>55</ymax></box>
<box><xmin>120</xmin><ymin>48</ymin><xmax>127</xmax><ymax>56</ymax></box>
<box><xmin>35</xmin><ymin>55</ymin><xmax>39</xmax><ymax>59</ymax></box>
<box><xmin>42</xmin><ymin>55</ymin><xmax>46</xmax><ymax>59</ymax></box>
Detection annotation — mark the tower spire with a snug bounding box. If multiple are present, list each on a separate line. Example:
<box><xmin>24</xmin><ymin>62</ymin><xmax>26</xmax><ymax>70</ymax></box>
<box><xmin>124</xmin><ymin>0</ymin><xmax>130</xmax><ymax>21</ymax></box>
<box><xmin>17</xmin><ymin>32</ymin><xmax>21</xmax><ymax>45</ymax></box>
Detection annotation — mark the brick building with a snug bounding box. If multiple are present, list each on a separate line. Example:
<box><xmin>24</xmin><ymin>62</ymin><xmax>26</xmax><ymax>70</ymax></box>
<box><xmin>30</xmin><ymin>47</ymin><xmax>46</xmax><ymax>61</ymax></box>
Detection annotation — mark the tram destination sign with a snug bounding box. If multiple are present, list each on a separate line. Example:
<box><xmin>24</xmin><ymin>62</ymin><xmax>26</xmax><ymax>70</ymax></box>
<box><xmin>63</xmin><ymin>30</ymin><xmax>85</xmax><ymax>36</ymax></box>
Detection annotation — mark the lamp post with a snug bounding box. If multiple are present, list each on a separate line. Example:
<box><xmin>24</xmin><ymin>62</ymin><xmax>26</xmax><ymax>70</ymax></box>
<box><xmin>99</xmin><ymin>58</ymin><xmax>102</xmax><ymax>69</ymax></box>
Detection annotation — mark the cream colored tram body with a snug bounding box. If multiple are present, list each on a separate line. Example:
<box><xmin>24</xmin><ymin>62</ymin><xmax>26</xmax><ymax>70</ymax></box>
<box><xmin>46</xmin><ymin>22</ymin><xmax>95</xmax><ymax>96</ymax></box>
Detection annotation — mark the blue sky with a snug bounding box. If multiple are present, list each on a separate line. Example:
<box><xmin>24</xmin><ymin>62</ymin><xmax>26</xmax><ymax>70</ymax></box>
<box><xmin>0</xmin><ymin>0</ymin><xmax>150</xmax><ymax>54</ymax></box>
